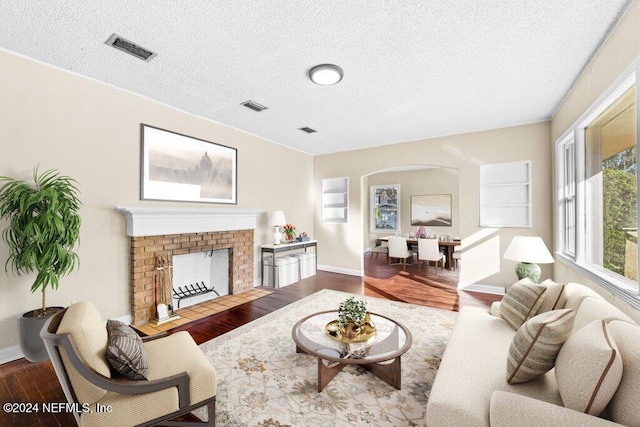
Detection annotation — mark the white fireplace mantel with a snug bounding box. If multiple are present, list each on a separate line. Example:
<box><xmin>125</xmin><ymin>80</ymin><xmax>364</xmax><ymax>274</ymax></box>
<box><xmin>116</xmin><ymin>206</ymin><xmax>262</xmax><ymax>237</ymax></box>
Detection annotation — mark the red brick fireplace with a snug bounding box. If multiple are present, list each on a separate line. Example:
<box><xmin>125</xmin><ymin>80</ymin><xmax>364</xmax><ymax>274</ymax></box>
<box><xmin>117</xmin><ymin>207</ymin><xmax>260</xmax><ymax>325</ymax></box>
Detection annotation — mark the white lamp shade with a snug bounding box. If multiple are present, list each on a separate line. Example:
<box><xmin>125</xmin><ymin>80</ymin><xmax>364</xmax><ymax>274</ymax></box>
<box><xmin>503</xmin><ymin>236</ymin><xmax>555</xmax><ymax>264</ymax></box>
<box><xmin>268</xmin><ymin>210</ymin><xmax>287</xmax><ymax>226</ymax></box>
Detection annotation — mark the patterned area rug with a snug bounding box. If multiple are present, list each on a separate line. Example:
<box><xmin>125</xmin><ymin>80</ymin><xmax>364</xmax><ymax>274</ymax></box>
<box><xmin>194</xmin><ymin>289</ymin><xmax>457</xmax><ymax>426</ymax></box>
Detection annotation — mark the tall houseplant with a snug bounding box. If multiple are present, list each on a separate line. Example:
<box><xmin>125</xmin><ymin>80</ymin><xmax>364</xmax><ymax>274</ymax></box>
<box><xmin>0</xmin><ymin>166</ymin><xmax>81</xmax><ymax>361</ymax></box>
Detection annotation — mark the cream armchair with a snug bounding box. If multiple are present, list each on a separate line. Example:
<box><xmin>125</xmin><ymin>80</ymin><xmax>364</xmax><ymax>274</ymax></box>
<box><xmin>41</xmin><ymin>301</ymin><xmax>217</xmax><ymax>427</ymax></box>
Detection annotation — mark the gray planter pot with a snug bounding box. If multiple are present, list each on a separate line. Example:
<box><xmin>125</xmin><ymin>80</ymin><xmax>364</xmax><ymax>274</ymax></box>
<box><xmin>17</xmin><ymin>307</ymin><xmax>63</xmax><ymax>362</ymax></box>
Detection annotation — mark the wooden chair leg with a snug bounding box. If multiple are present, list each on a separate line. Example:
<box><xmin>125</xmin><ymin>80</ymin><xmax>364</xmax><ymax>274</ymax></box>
<box><xmin>207</xmin><ymin>399</ymin><xmax>216</xmax><ymax>426</ymax></box>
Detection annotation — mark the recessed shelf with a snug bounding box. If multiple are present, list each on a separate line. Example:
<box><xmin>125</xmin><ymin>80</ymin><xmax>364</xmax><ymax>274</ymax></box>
<box><xmin>480</xmin><ymin>161</ymin><xmax>531</xmax><ymax>228</ymax></box>
<box><xmin>322</xmin><ymin>177</ymin><xmax>349</xmax><ymax>224</ymax></box>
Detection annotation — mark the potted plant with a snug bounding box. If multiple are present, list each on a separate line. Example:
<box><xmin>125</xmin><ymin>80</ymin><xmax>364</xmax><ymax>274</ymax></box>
<box><xmin>0</xmin><ymin>166</ymin><xmax>82</xmax><ymax>362</ymax></box>
<box><xmin>337</xmin><ymin>296</ymin><xmax>375</xmax><ymax>341</ymax></box>
<box><xmin>338</xmin><ymin>296</ymin><xmax>367</xmax><ymax>326</ymax></box>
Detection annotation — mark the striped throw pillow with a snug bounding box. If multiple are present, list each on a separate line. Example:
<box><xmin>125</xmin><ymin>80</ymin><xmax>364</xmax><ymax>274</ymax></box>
<box><xmin>105</xmin><ymin>320</ymin><xmax>149</xmax><ymax>380</ymax></box>
<box><xmin>536</xmin><ymin>279</ymin><xmax>566</xmax><ymax>314</ymax></box>
<box><xmin>500</xmin><ymin>280</ymin><xmax>547</xmax><ymax>330</ymax></box>
<box><xmin>507</xmin><ymin>309</ymin><xmax>575</xmax><ymax>384</ymax></box>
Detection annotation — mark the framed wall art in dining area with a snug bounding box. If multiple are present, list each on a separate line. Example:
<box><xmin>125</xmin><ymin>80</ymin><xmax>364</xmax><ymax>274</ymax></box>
<box><xmin>411</xmin><ymin>194</ymin><xmax>452</xmax><ymax>226</ymax></box>
<box><xmin>140</xmin><ymin>124</ymin><xmax>237</xmax><ymax>204</ymax></box>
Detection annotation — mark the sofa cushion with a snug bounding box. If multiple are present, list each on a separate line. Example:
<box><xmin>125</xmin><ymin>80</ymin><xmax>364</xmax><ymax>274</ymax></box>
<box><xmin>555</xmin><ymin>319</ymin><xmax>623</xmax><ymax>415</ymax></box>
<box><xmin>500</xmin><ymin>280</ymin><xmax>547</xmax><ymax>330</ymax></box>
<box><xmin>607</xmin><ymin>320</ymin><xmax>640</xmax><ymax>426</ymax></box>
<box><xmin>507</xmin><ymin>309</ymin><xmax>575</xmax><ymax>384</ymax></box>
<box><xmin>56</xmin><ymin>301</ymin><xmax>110</xmax><ymax>405</ymax></box>
<box><xmin>490</xmin><ymin>391</ymin><xmax>622</xmax><ymax>427</ymax></box>
<box><xmin>426</xmin><ymin>307</ymin><xmax>562</xmax><ymax>427</ymax></box>
<box><xmin>81</xmin><ymin>331</ymin><xmax>217</xmax><ymax>427</ymax></box>
<box><xmin>105</xmin><ymin>320</ymin><xmax>149</xmax><ymax>380</ymax></box>
<box><xmin>573</xmin><ymin>297</ymin><xmax>635</xmax><ymax>333</ymax></box>
<box><xmin>563</xmin><ymin>283</ymin><xmax>603</xmax><ymax>311</ymax></box>
<box><xmin>490</xmin><ymin>301</ymin><xmax>501</xmax><ymax>317</ymax></box>
<box><xmin>536</xmin><ymin>279</ymin><xmax>565</xmax><ymax>314</ymax></box>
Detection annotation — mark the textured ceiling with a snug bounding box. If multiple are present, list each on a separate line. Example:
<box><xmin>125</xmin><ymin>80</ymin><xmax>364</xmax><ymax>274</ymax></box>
<box><xmin>0</xmin><ymin>1</ymin><xmax>633</xmax><ymax>155</ymax></box>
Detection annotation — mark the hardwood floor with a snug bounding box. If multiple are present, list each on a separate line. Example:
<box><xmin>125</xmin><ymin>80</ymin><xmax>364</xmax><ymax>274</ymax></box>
<box><xmin>0</xmin><ymin>255</ymin><xmax>501</xmax><ymax>426</ymax></box>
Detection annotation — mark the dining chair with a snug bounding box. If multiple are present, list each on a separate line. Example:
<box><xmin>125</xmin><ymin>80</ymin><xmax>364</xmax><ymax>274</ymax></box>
<box><xmin>369</xmin><ymin>234</ymin><xmax>389</xmax><ymax>262</ymax></box>
<box><xmin>452</xmin><ymin>246</ymin><xmax>462</xmax><ymax>271</ymax></box>
<box><xmin>388</xmin><ymin>236</ymin><xmax>413</xmax><ymax>270</ymax></box>
<box><xmin>418</xmin><ymin>238</ymin><xmax>446</xmax><ymax>273</ymax></box>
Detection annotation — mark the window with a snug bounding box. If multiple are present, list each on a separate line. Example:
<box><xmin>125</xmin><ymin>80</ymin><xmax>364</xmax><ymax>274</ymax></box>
<box><xmin>557</xmin><ymin>136</ymin><xmax>576</xmax><ymax>257</ymax></box>
<box><xmin>585</xmin><ymin>85</ymin><xmax>637</xmax><ymax>284</ymax></box>
<box><xmin>555</xmin><ymin>67</ymin><xmax>639</xmax><ymax>304</ymax></box>
<box><xmin>370</xmin><ymin>184</ymin><xmax>400</xmax><ymax>232</ymax></box>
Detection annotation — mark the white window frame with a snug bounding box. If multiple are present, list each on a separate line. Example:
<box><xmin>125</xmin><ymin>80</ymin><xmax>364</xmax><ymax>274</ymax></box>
<box><xmin>370</xmin><ymin>184</ymin><xmax>401</xmax><ymax>233</ymax></box>
<box><xmin>556</xmin><ymin>135</ymin><xmax>576</xmax><ymax>258</ymax></box>
<box><xmin>554</xmin><ymin>58</ymin><xmax>640</xmax><ymax>308</ymax></box>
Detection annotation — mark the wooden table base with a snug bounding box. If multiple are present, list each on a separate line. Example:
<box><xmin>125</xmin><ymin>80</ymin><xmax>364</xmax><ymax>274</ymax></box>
<box><xmin>314</xmin><ymin>354</ymin><xmax>402</xmax><ymax>392</ymax></box>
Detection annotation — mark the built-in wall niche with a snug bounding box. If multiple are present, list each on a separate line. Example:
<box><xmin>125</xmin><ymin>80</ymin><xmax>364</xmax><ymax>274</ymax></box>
<box><xmin>479</xmin><ymin>161</ymin><xmax>531</xmax><ymax>227</ymax></box>
<box><xmin>172</xmin><ymin>250</ymin><xmax>230</xmax><ymax>309</ymax></box>
<box><xmin>322</xmin><ymin>177</ymin><xmax>349</xmax><ymax>223</ymax></box>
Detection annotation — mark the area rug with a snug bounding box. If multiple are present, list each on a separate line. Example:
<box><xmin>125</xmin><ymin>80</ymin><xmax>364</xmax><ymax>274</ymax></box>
<box><xmin>194</xmin><ymin>289</ymin><xmax>457</xmax><ymax>426</ymax></box>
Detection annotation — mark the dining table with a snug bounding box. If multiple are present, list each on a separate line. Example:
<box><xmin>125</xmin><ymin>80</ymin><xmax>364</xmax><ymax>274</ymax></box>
<box><xmin>376</xmin><ymin>236</ymin><xmax>460</xmax><ymax>270</ymax></box>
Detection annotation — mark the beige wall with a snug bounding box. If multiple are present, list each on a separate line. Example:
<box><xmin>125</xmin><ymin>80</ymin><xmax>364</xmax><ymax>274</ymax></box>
<box><xmin>314</xmin><ymin>121</ymin><xmax>553</xmax><ymax>288</ymax></box>
<box><xmin>0</xmin><ymin>49</ymin><xmax>313</xmax><ymax>349</ymax></box>
<box><xmin>363</xmin><ymin>168</ymin><xmax>459</xmax><ymax>249</ymax></box>
<box><xmin>550</xmin><ymin>0</ymin><xmax>640</xmax><ymax>321</ymax></box>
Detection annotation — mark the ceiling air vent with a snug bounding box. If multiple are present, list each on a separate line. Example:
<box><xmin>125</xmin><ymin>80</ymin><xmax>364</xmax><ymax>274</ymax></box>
<box><xmin>241</xmin><ymin>100</ymin><xmax>268</xmax><ymax>112</ymax></box>
<box><xmin>105</xmin><ymin>33</ymin><xmax>157</xmax><ymax>62</ymax></box>
<box><xmin>299</xmin><ymin>127</ymin><xmax>317</xmax><ymax>134</ymax></box>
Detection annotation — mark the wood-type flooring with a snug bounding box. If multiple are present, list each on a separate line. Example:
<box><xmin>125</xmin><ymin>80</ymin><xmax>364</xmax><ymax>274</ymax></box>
<box><xmin>0</xmin><ymin>254</ymin><xmax>501</xmax><ymax>426</ymax></box>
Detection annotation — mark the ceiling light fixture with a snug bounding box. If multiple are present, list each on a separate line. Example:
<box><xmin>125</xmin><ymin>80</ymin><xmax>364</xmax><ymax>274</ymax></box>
<box><xmin>308</xmin><ymin>64</ymin><xmax>343</xmax><ymax>85</ymax></box>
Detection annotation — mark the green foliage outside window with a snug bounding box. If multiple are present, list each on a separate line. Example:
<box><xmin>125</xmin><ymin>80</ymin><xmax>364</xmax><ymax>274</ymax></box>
<box><xmin>602</xmin><ymin>147</ymin><xmax>637</xmax><ymax>277</ymax></box>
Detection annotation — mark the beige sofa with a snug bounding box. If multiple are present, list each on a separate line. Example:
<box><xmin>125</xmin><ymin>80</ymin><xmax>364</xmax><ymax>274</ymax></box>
<box><xmin>426</xmin><ymin>282</ymin><xmax>640</xmax><ymax>426</ymax></box>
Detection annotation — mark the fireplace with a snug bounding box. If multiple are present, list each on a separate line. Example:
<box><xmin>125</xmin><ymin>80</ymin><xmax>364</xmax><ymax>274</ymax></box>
<box><xmin>171</xmin><ymin>249</ymin><xmax>229</xmax><ymax>309</ymax></box>
<box><xmin>117</xmin><ymin>207</ymin><xmax>260</xmax><ymax>324</ymax></box>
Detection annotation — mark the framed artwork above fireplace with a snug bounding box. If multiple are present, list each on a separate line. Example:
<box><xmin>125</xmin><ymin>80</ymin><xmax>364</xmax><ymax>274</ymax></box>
<box><xmin>140</xmin><ymin>124</ymin><xmax>237</xmax><ymax>204</ymax></box>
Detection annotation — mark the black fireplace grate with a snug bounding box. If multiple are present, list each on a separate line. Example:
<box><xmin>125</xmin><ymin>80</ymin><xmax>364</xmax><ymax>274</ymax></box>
<box><xmin>172</xmin><ymin>281</ymin><xmax>220</xmax><ymax>308</ymax></box>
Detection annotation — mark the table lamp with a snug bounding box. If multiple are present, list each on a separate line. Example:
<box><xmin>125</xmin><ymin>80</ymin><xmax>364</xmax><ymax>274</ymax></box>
<box><xmin>268</xmin><ymin>210</ymin><xmax>287</xmax><ymax>245</ymax></box>
<box><xmin>503</xmin><ymin>236</ymin><xmax>554</xmax><ymax>283</ymax></box>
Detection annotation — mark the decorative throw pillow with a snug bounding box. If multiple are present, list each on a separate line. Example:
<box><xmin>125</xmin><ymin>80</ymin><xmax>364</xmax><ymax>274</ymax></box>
<box><xmin>506</xmin><ymin>309</ymin><xmax>575</xmax><ymax>384</ymax></box>
<box><xmin>536</xmin><ymin>279</ymin><xmax>565</xmax><ymax>314</ymax></box>
<box><xmin>607</xmin><ymin>320</ymin><xmax>640</xmax><ymax>426</ymax></box>
<box><xmin>105</xmin><ymin>320</ymin><xmax>149</xmax><ymax>380</ymax></box>
<box><xmin>555</xmin><ymin>319</ymin><xmax>623</xmax><ymax>415</ymax></box>
<box><xmin>500</xmin><ymin>279</ymin><xmax>547</xmax><ymax>330</ymax></box>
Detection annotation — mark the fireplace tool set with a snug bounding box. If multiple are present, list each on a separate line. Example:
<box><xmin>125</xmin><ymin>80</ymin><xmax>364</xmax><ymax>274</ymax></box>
<box><xmin>153</xmin><ymin>253</ymin><xmax>180</xmax><ymax>325</ymax></box>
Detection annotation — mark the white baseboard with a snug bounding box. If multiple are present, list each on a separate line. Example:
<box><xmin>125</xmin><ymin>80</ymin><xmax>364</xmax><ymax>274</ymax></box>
<box><xmin>317</xmin><ymin>265</ymin><xmax>363</xmax><ymax>277</ymax></box>
<box><xmin>459</xmin><ymin>283</ymin><xmax>505</xmax><ymax>296</ymax></box>
<box><xmin>113</xmin><ymin>313</ymin><xmax>132</xmax><ymax>325</ymax></box>
<box><xmin>0</xmin><ymin>345</ymin><xmax>24</xmax><ymax>364</ymax></box>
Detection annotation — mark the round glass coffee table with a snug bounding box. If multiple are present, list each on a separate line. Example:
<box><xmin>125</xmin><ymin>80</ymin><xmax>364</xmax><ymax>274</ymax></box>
<box><xmin>292</xmin><ymin>310</ymin><xmax>412</xmax><ymax>392</ymax></box>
